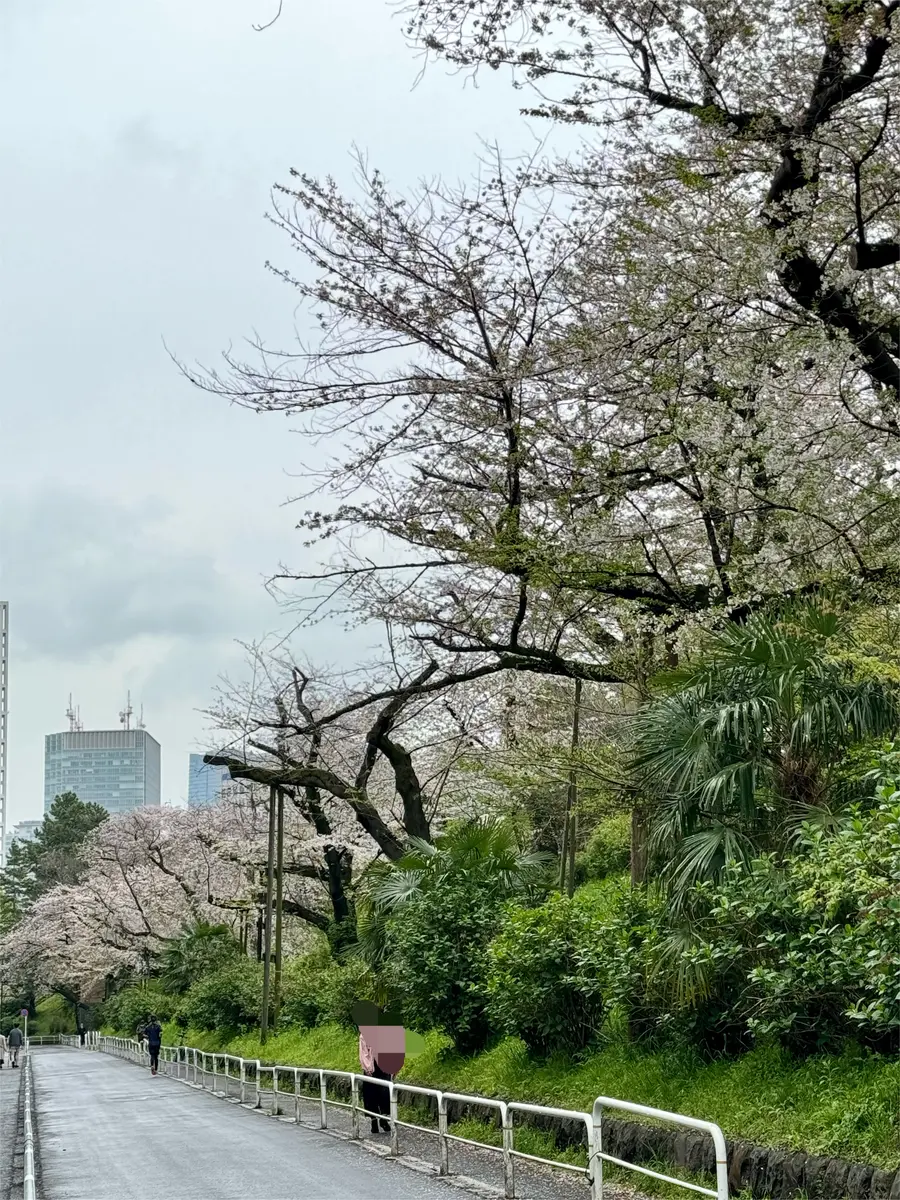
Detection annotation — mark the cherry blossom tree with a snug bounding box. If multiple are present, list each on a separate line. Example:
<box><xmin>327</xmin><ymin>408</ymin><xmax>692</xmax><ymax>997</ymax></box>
<box><xmin>405</xmin><ymin>0</ymin><xmax>899</xmax><ymax>418</ymax></box>
<box><xmin>184</xmin><ymin>147</ymin><xmax>899</xmax><ymax>693</ymax></box>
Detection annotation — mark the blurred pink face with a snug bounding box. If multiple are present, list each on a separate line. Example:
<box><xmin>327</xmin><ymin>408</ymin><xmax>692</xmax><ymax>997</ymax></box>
<box><xmin>361</xmin><ymin>1024</ymin><xmax>406</xmax><ymax>1075</ymax></box>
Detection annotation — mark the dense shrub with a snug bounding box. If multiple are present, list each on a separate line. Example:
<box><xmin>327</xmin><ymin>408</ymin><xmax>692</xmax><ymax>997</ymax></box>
<box><xmin>485</xmin><ymin>891</ymin><xmax>608</xmax><ymax>1055</ymax></box>
<box><xmin>280</xmin><ymin>947</ymin><xmax>374</xmax><ymax>1030</ymax></box>
<box><xmin>577</xmin><ymin>813</ymin><xmax>631</xmax><ymax>882</ymax></box>
<box><xmin>680</xmin><ymin>798</ymin><xmax>900</xmax><ymax>1056</ymax></box>
<box><xmin>384</xmin><ymin>875</ymin><xmax>499</xmax><ymax>1055</ymax></box>
<box><xmin>177</xmin><ymin>958</ymin><xmax>263</xmax><ymax>1033</ymax></box>
<box><xmin>102</xmin><ymin>985</ymin><xmax>177</xmax><ymax>1035</ymax></box>
<box><xmin>280</xmin><ymin>947</ymin><xmax>333</xmax><ymax>1029</ymax></box>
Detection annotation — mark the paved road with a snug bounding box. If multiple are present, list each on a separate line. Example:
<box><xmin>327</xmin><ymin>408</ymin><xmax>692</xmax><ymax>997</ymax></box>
<box><xmin>31</xmin><ymin>1047</ymin><xmax>468</xmax><ymax>1200</ymax></box>
<box><xmin>0</xmin><ymin>1060</ymin><xmax>22</xmax><ymax>1200</ymax></box>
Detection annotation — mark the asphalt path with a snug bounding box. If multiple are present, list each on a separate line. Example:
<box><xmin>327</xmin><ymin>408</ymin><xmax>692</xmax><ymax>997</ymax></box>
<box><xmin>0</xmin><ymin>1058</ymin><xmax>22</xmax><ymax>1200</ymax></box>
<box><xmin>31</xmin><ymin>1047</ymin><xmax>470</xmax><ymax>1200</ymax></box>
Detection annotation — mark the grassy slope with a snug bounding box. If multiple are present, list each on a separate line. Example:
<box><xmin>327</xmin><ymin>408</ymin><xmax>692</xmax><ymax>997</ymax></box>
<box><xmin>157</xmin><ymin>1021</ymin><xmax>899</xmax><ymax>1171</ymax></box>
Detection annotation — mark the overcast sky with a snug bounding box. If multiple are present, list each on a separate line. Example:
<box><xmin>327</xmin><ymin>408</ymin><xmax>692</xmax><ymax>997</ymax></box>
<box><xmin>0</xmin><ymin>0</ymin><xmax>578</xmax><ymax>825</ymax></box>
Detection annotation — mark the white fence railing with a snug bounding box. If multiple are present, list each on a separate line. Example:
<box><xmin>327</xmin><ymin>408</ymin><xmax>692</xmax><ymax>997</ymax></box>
<box><xmin>58</xmin><ymin>1032</ymin><xmax>99</xmax><ymax>1049</ymax></box>
<box><xmin>24</xmin><ymin>1050</ymin><xmax>36</xmax><ymax>1200</ymax></box>
<box><xmin>57</xmin><ymin>1035</ymin><xmax>728</xmax><ymax>1200</ymax></box>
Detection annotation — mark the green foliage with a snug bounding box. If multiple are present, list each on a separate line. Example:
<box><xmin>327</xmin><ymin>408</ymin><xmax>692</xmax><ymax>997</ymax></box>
<box><xmin>369</xmin><ymin>817</ymin><xmax>553</xmax><ymax>910</ymax></box>
<box><xmin>32</xmin><ymin>994</ymin><xmax>77</xmax><ymax>1035</ymax></box>
<box><xmin>280</xmin><ymin>946</ymin><xmax>375</xmax><ymax>1030</ymax></box>
<box><xmin>632</xmin><ymin>606</ymin><xmax>900</xmax><ymax>903</ymax></box>
<box><xmin>0</xmin><ymin>792</ymin><xmax>108</xmax><ymax>917</ymax></box>
<box><xmin>384</xmin><ymin>874</ymin><xmax>499</xmax><ymax>1055</ymax></box>
<box><xmin>577</xmin><ymin>812</ymin><xmax>631</xmax><ymax>881</ymax></box>
<box><xmin>160</xmin><ymin>921</ymin><xmax>242</xmax><ymax>995</ymax></box>
<box><xmin>485</xmin><ymin>892</ymin><xmax>607</xmax><ymax>1055</ymax></box>
<box><xmin>177</xmin><ymin>958</ymin><xmax>263</xmax><ymax>1033</ymax></box>
<box><xmin>101</xmin><ymin>984</ymin><xmax>177</xmax><ymax>1035</ymax></box>
<box><xmin>681</xmin><ymin>799</ymin><xmax>900</xmax><ymax>1055</ymax></box>
<box><xmin>367</xmin><ymin>817</ymin><xmax>554</xmax><ymax>1055</ymax></box>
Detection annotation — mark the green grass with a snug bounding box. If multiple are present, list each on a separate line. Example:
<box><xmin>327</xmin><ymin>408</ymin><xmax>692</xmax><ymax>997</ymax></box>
<box><xmin>31</xmin><ymin>994</ymin><xmax>76</xmax><ymax>1035</ymax></box>
<box><xmin>152</xmin><ymin>1021</ymin><xmax>899</xmax><ymax>1171</ymax></box>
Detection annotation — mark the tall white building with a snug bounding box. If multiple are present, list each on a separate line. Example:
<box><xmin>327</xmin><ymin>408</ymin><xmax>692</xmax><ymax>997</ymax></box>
<box><xmin>44</xmin><ymin>728</ymin><xmax>161</xmax><ymax>816</ymax></box>
<box><xmin>2</xmin><ymin>818</ymin><xmax>42</xmax><ymax>862</ymax></box>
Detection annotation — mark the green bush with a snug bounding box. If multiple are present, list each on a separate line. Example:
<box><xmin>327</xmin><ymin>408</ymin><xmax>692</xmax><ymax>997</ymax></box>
<box><xmin>577</xmin><ymin>813</ymin><xmax>631</xmax><ymax>882</ymax></box>
<box><xmin>101</xmin><ymin>985</ymin><xmax>177</xmax><ymax>1035</ymax></box>
<box><xmin>678</xmin><ymin>797</ymin><xmax>900</xmax><ymax>1056</ymax></box>
<box><xmin>574</xmin><ymin>883</ymin><xmax>678</xmax><ymax>1048</ymax></box>
<box><xmin>177</xmin><ymin>958</ymin><xmax>263</xmax><ymax>1033</ymax></box>
<box><xmin>384</xmin><ymin>875</ymin><xmax>500</xmax><ymax>1055</ymax></box>
<box><xmin>485</xmin><ymin>892</ymin><xmax>607</xmax><ymax>1055</ymax></box>
<box><xmin>280</xmin><ymin>947</ymin><xmax>332</xmax><ymax>1029</ymax></box>
<box><xmin>279</xmin><ymin>946</ymin><xmax>374</xmax><ymax>1030</ymax></box>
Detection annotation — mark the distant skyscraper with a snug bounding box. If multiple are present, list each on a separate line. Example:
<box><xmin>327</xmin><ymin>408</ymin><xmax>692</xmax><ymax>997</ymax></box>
<box><xmin>43</xmin><ymin>728</ymin><xmax>161</xmax><ymax>815</ymax></box>
<box><xmin>188</xmin><ymin>754</ymin><xmax>231</xmax><ymax>808</ymax></box>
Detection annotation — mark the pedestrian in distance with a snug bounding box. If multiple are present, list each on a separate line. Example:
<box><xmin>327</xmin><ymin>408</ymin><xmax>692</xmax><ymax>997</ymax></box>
<box><xmin>144</xmin><ymin>1015</ymin><xmax>162</xmax><ymax>1076</ymax></box>
<box><xmin>0</xmin><ymin>1029</ymin><xmax>7</xmax><ymax>1068</ymax></box>
<box><xmin>7</xmin><ymin>1022</ymin><xmax>23</xmax><ymax>1068</ymax></box>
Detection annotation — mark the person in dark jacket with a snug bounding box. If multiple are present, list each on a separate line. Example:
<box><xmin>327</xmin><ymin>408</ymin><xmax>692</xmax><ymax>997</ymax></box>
<box><xmin>7</xmin><ymin>1023</ymin><xmax>23</xmax><ymax>1068</ymax></box>
<box><xmin>144</xmin><ymin>1016</ymin><xmax>162</xmax><ymax>1076</ymax></box>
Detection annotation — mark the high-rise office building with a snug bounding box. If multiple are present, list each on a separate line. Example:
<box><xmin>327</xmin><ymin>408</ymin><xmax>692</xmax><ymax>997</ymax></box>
<box><xmin>187</xmin><ymin>753</ymin><xmax>231</xmax><ymax>808</ymax></box>
<box><xmin>44</xmin><ymin>728</ymin><xmax>161</xmax><ymax>815</ymax></box>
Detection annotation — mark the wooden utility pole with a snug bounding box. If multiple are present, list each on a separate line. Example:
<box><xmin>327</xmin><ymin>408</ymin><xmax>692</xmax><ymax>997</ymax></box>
<box><xmin>559</xmin><ymin>678</ymin><xmax>583</xmax><ymax>896</ymax></box>
<box><xmin>260</xmin><ymin>785</ymin><xmax>277</xmax><ymax>1044</ymax></box>
<box><xmin>272</xmin><ymin>787</ymin><xmax>285</xmax><ymax>1029</ymax></box>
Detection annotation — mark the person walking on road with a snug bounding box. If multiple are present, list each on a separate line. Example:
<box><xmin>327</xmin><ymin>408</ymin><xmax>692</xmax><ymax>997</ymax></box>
<box><xmin>0</xmin><ymin>1030</ymin><xmax>7</xmax><ymax>1068</ymax></box>
<box><xmin>7</xmin><ymin>1023</ymin><xmax>23</xmax><ymax>1068</ymax></box>
<box><xmin>145</xmin><ymin>1016</ymin><xmax>162</xmax><ymax>1076</ymax></box>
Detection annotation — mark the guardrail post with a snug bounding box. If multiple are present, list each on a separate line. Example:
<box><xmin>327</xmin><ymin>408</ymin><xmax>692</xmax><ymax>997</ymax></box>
<box><xmin>294</xmin><ymin>1069</ymin><xmax>301</xmax><ymax>1124</ymax></box>
<box><xmin>438</xmin><ymin>1093</ymin><xmax>449</xmax><ymax>1176</ymax></box>
<box><xmin>591</xmin><ymin>1106</ymin><xmax>603</xmax><ymax>1200</ymax></box>
<box><xmin>351</xmin><ymin>1073</ymin><xmax>360</xmax><ymax>1139</ymax></box>
<box><xmin>319</xmin><ymin>1070</ymin><xmax>327</xmax><ymax>1129</ymax></box>
<box><xmin>501</xmin><ymin>1103</ymin><xmax>515</xmax><ymax>1200</ymax></box>
<box><xmin>272</xmin><ymin>1068</ymin><xmax>279</xmax><ymax>1116</ymax></box>
<box><xmin>389</xmin><ymin>1083</ymin><xmax>399</xmax><ymax>1157</ymax></box>
<box><xmin>240</xmin><ymin>1059</ymin><xmax>246</xmax><ymax>1104</ymax></box>
<box><xmin>255</xmin><ymin>1060</ymin><xmax>262</xmax><ymax>1109</ymax></box>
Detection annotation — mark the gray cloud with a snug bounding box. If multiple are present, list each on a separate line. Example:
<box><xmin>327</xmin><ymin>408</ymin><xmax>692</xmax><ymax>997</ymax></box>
<box><xmin>3</xmin><ymin>487</ymin><xmax>258</xmax><ymax>660</ymax></box>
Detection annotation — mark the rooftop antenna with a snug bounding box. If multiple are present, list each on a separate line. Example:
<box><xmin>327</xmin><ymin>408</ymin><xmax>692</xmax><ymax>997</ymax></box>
<box><xmin>136</xmin><ymin>703</ymin><xmax>146</xmax><ymax>731</ymax></box>
<box><xmin>76</xmin><ymin>705</ymin><xmax>83</xmax><ymax>732</ymax></box>
<box><xmin>119</xmin><ymin>690</ymin><xmax>133</xmax><ymax>732</ymax></box>
<box><xmin>66</xmin><ymin>693</ymin><xmax>81</xmax><ymax>733</ymax></box>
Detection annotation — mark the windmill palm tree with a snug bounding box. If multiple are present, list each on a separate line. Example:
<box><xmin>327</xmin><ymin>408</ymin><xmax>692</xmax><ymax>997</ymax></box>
<box><xmin>161</xmin><ymin>921</ymin><xmax>241</xmax><ymax>995</ymax></box>
<box><xmin>353</xmin><ymin>817</ymin><xmax>553</xmax><ymax>970</ymax></box>
<box><xmin>631</xmin><ymin>606</ymin><xmax>899</xmax><ymax>904</ymax></box>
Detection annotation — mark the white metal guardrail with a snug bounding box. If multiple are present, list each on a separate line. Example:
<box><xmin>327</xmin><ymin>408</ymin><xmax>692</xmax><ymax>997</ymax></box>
<box><xmin>23</xmin><ymin>1049</ymin><xmax>36</xmax><ymax>1200</ymax></box>
<box><xmin>58</xmin><ymin>1036</ymin><xmax>728</xmax><ymax>1200</ymax></box>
